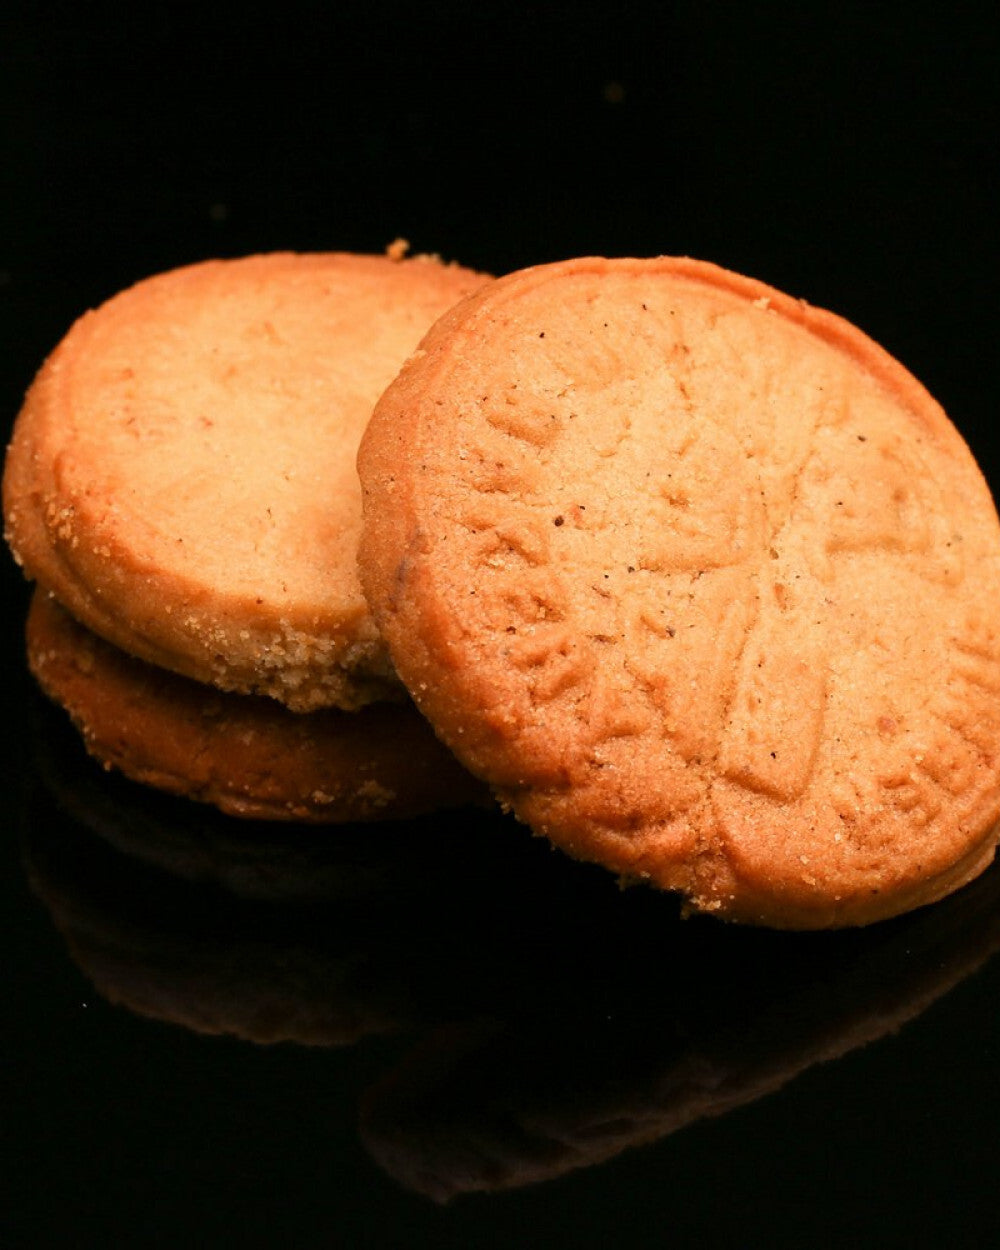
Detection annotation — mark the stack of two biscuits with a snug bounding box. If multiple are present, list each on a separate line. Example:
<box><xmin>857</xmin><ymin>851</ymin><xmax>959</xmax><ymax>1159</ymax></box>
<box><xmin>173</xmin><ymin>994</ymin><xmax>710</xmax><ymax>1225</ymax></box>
<box><xmin>8</xmin><ymin>250</ymin><xmax>1000</xmax><ymax>930</ymax></box>
<box><xmin>2</xmin><ymin>250</ymin><xmax>489</xmax><ymax>825</ymax></box>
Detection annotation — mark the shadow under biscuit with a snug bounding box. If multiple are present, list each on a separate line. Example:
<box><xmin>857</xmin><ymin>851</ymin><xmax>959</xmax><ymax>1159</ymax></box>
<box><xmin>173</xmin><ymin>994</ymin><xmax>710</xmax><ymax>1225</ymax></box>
<box><xmin>21</xmin><ymin>711</ymin><xmax>1000</xmax><ymax>1198</ymax></box>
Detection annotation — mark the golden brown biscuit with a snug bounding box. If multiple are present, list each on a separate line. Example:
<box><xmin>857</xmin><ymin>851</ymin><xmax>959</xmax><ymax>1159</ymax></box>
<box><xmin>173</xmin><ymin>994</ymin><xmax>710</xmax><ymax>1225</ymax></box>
<box><xmin>27</xmin><ymin>589</ymin><xmax>486</xmax><ymax>822</ymax></box>
<box><xmin>358</xmin><ymin>256</ymin><xmax>1000</xmax><ymax>928</ymax></box>
<box><xmin>4</xmin><ymin>251</ymin><xmax>487</xmax><ymax>710</ymax></box>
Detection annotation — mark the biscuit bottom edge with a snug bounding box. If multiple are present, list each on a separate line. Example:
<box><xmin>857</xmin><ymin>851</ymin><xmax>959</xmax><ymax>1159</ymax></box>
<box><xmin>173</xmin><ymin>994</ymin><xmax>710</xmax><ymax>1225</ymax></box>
<box><xmin>25</xmin><ymin>590</ymin><xmax>487</xmax><ymax>825</ymax></box>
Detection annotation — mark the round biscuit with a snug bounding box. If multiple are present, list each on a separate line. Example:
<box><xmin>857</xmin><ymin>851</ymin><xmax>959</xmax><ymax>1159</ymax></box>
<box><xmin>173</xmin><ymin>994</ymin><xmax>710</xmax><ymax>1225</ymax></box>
<box><xmin>358</xmin><ymin>256</ymin><xmax>1000</xmax><ymax>928</ymax></box>
<box><xmin>3</xmin><ymin>251</ymin><xmax>487</xmax><ymax>710</ymax></box>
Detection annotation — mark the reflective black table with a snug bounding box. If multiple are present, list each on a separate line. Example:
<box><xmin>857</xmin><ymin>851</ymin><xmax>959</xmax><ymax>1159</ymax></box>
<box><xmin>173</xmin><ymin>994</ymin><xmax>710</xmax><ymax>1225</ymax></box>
<box><xmin>4</xmin><ymin>4</ymin><xmax>999</xmax><ymax>1245</ymax></box>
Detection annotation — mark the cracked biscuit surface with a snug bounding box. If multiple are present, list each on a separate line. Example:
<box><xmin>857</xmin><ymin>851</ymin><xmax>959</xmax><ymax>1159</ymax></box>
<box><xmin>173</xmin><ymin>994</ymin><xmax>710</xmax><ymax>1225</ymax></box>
<box><xmin>358</xmin><ymin>256</ymin><xmax>1000</xmax><ymax>927</ymax></box>
<box><xmin>4</xmin><ymin>251</ymin><xmax>487</xmax><ymax>710</ymax></box>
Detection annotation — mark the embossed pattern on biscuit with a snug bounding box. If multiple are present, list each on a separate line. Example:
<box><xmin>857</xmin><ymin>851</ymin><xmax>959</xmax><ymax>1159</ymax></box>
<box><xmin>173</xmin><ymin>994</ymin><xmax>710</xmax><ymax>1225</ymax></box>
<box><xmin>718</xmin><ymin>610</ymin><xmax>828</xmax><ymax>802</ymax></box>
<box><xmin>359</xmin><ymin>257</ymin><xmax>1000</xmax><ymax>928</ymax></box>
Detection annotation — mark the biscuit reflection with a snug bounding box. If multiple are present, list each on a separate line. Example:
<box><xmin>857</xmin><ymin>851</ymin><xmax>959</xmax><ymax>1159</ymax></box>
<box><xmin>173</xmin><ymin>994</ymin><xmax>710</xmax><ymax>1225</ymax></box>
<box><xmin>24</xmin><ymin>688</ymin><xmax>542</xmax><ymax>1043</ymax></box>
<box><xmin>361</xmin><ymin>856</ymin><xmax>1000</xmax><ymax>1199</ymax></box>
<box><xmin>23</xmin><ymin>693</ymin><xmax>1000</xmax><ymax>1196</ymax></box>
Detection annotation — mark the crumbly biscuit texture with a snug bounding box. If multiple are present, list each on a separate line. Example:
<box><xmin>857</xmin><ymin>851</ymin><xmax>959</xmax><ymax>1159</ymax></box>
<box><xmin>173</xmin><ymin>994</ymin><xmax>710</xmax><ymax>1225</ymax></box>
<box><xmin>358</xmin><ymin>256</ymin><xmax>1000</xmax><ymax>927</ymax></box>
<box><xmin>4</xmin><ymin>251</ymin><xmax>487</xmax><ymax>709</ymax></box>
<box><xmin>27</xmin><ymin>590</ymin><xmax>486</xmax><ymax>822</ymax></box>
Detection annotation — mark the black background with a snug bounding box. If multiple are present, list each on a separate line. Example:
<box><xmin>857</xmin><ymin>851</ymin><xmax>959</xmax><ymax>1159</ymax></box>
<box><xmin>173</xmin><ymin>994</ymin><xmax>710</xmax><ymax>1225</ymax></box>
<box><xmin>4</xmin><ymin>2</ymin><xmax>1000</xmax><ymax>1246</ymax></box>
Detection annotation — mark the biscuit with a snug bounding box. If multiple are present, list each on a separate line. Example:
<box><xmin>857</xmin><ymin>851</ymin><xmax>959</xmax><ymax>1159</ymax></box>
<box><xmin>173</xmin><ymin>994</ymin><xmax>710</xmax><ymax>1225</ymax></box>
<box><xmin>4</xmin><ymin>251</ymin><xmax>486</xmax><ymax>710</ymax></box>
<box><xmin>358</xmin><ymin>256</ymin><xmax>1000</xmax><ymax>928</ymax></box>
<box><xmin>27</xmin><ymin>589</ymin><xmax>486</xmax><ymax>823</ymax></box>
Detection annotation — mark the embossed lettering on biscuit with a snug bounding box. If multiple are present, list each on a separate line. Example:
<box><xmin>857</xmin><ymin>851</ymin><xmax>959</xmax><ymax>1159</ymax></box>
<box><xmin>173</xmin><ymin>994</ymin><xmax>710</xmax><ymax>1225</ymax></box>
<box><xmin>357</xmin><ymin>256</ymin><xmax>1000</xmax><ymax>928</ymax></box>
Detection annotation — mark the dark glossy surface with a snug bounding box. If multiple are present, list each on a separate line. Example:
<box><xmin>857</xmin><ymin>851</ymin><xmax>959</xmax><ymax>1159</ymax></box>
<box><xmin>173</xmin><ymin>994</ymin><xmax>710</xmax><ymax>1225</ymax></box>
<box><xmin>4</xmin><ymin>4</ymin><xmax>1000</xmax><ymax>1246</ymax></box>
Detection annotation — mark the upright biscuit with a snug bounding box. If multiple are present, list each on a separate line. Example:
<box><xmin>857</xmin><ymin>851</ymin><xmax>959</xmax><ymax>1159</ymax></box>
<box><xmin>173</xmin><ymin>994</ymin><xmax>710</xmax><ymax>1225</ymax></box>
<box><xmin>358</xmin><ymin>256</ymin><xmax>1000</xmax><ymax>928</ymax></box>
<box><xmin>4</xmin><ymin>251</ymin><xmax>486</xmax><ymax>710</ymax></box>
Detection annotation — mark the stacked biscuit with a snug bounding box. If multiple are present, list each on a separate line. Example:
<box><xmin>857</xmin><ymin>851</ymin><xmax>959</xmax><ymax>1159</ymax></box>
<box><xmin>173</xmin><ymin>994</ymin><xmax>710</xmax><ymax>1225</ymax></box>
<box><xmin>3</xmin><ymin>250</ymin><xmax>489</xmax><ymax>822</ymax></box>
<box><xmin>7</xmin><ymin>251</ymin><xmax>1000</xmax><ymax>927</ymax></box>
